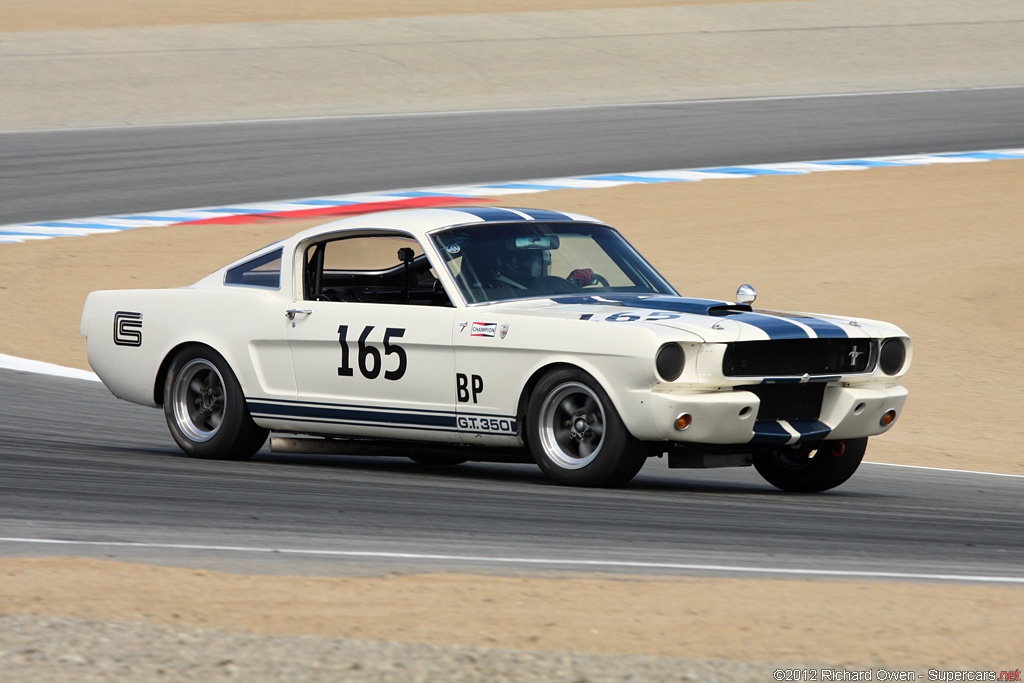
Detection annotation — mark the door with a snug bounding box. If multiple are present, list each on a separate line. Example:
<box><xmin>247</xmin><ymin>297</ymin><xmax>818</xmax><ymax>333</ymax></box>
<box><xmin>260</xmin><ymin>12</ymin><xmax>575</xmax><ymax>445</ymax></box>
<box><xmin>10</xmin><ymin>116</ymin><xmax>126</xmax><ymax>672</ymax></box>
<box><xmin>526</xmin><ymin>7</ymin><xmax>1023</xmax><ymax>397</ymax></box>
<box><xmin>277</xmin><ymin>231</ymin><xmax>460</xmax><ymax>442</ymax></box>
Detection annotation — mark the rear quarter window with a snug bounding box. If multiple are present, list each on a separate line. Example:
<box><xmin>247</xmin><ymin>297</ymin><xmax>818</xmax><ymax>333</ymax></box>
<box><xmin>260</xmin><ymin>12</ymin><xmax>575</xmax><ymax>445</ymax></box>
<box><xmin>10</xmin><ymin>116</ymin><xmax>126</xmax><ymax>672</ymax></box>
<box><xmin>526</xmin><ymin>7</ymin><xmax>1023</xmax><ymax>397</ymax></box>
<box><xmin>225</xmin><ymin>248</ymin><xmax>283</xmax><ymax>289</ymax></box>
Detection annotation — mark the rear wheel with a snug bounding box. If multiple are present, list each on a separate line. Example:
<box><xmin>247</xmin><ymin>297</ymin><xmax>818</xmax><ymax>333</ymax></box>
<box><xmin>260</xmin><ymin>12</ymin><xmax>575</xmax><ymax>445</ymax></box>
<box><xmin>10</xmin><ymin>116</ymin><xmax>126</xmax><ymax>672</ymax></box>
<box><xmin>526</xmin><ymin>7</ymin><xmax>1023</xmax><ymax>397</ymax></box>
<box><xmin>752</xmin><ymin>437</ymin><xmax>867</xmax><ymax>492</ymax></box>
<box><xmin>162</xmin><ymin>346</ymin><xmax>267</xmax><ymax>460</ymax></box>
<box><xmin>526</xmin><ymin>368</ymin><xmax>646</xmax><ymax>487</ymax></box>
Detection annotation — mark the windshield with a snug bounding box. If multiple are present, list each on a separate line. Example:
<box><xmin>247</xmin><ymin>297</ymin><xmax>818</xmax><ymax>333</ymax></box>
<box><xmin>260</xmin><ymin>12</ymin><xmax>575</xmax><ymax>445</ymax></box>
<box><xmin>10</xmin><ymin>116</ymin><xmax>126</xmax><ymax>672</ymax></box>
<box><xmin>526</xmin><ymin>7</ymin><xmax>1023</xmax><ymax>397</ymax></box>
<box><xmin>430</xmin><ymin>221</ymin><xmax>677</xmax><ymax>304</ymax></box>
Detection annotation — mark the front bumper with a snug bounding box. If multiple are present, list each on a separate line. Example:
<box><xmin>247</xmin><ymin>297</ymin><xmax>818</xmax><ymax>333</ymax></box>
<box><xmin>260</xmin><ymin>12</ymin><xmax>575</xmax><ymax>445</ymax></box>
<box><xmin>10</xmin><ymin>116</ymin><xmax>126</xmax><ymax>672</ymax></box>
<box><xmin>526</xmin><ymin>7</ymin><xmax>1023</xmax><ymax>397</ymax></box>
<box><xmin>641</xmin><ymin>383</ymin><xmax>908</xmax><ymax>446</ymax></box>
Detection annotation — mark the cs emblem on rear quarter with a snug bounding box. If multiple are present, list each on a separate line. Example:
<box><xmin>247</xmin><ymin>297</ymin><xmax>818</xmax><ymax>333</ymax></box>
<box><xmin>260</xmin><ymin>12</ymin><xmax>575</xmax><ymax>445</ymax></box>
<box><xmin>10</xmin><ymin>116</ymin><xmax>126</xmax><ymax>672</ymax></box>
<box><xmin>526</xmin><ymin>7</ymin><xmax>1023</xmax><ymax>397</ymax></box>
<box><xmin>113</xmin><ymin>311</ymin><xmax>143</xmax><ymax>347</ymax></box>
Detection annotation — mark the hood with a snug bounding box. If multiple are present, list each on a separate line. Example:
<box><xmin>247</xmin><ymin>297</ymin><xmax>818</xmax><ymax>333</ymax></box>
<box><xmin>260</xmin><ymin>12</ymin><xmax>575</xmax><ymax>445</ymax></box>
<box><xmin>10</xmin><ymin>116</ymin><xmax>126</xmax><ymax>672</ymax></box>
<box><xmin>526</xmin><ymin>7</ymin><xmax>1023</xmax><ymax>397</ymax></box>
<box><xmin>492</xmin><ymin>293</ymin><xmax>883</xmax><ymax>343</ymax></box>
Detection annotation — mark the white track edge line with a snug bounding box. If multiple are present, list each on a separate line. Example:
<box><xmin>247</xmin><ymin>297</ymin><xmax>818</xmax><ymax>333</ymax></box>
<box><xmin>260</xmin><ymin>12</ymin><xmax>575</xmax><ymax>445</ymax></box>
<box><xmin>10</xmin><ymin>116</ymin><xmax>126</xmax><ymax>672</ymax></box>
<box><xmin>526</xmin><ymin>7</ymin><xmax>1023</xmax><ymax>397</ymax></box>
<box><xmin>1</xmin><ymin>537</ymin><xmax>1021</xmax><ymax>584</ymax></box>
<box><xmin>863</xmin><ymin>461</ymin><xmax>1024</xmax><ymax>478</ymax></box>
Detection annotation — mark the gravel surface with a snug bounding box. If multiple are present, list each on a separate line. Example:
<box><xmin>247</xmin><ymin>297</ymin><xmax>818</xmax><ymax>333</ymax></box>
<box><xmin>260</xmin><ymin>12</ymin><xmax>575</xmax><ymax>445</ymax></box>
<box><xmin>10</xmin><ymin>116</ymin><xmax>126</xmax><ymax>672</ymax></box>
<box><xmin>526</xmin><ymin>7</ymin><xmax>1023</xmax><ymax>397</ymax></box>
<box><xmin>0</xmin><ymin>615</ymin><xmax>792</xmax><ymax>682</ymax></box>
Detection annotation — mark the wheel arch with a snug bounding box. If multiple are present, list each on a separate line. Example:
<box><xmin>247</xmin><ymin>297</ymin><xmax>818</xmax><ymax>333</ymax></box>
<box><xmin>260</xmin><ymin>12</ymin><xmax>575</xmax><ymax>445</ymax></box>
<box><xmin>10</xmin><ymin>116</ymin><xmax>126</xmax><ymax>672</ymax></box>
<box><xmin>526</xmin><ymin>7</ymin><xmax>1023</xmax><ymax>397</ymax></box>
<box><xmin>515</xmin><ymin>360</ymin><xmax>642</xmax><ymax>443</ymax></box>
<box><xmin>154</xmin><ymin>341</ymin><xmax>230</xmax><ymax>406</ymax></box>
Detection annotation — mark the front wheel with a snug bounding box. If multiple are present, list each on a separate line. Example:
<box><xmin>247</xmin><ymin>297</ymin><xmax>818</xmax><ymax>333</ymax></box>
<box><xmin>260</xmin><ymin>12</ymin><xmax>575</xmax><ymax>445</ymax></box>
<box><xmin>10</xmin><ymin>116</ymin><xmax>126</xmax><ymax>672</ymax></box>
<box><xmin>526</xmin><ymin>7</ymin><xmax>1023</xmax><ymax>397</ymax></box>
<box><xmin>752</xmin><ymin>438</ymin><xmax>867</xmax><ymax>492</ymax></box>
<box><xmin>162</xmin><ymin>346</ymin><xmax>268</xmax><ymax>460</ymax></box>
<box><xmin>526</xmin><ymin>368</ymin><xmax>646</xmax><ymax>487</ymax></box>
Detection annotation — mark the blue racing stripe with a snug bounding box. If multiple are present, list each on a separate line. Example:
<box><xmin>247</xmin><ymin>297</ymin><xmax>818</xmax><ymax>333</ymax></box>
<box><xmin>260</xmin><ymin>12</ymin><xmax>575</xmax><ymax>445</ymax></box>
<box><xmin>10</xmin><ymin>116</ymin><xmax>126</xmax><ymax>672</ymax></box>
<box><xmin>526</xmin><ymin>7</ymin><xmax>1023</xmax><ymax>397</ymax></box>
<box><xmin>248</xmin><ymin>401</ymin><xmax>457</xmax><ymax>429</ymax></box>
<box><xmin>730</xmin><ymin>313</ymin><xmax>809</xmax><ymax>340</ymax></box>
<box><xmin>787</xmin><ymin>316</ymin><xmax>849</xmax><ymax>339</ymax></box>
<box><xmin>452</xmin><ymin>207</ymin><xmax>527</xmax><ymax>222</ymax></box>
<box><xmin>514</xmin><ymin>208</ymin><xmax>574</xmax><ymax>221</ymax></box>
<box><xmin>787</xmin><ymin>419</ymin><xmax>832</xmax><ymax>441</ymax></box>
<box><xmin>260</xmin><ymin>414</ymin><xmax>460</xmax><ymax>434</ymax></box>
<box><xmin>750</xmin><ymin>421</ymin><xmax>792</xmax><ymax>445</ymax></box>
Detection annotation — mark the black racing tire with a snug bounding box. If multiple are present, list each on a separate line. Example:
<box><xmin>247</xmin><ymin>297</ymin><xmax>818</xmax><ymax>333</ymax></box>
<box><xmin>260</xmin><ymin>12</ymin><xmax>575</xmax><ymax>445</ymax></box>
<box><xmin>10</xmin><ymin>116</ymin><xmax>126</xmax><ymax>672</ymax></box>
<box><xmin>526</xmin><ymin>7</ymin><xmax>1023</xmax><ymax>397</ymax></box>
<box><xmin>408</xmin><ymin>454</ymin><xmax>469</xmax><ymax>466</ymax></box>
<box><xmin>752</xmin><ymin>437</ymin><xmax>867</xmax><ymax>492</ymax></box>
<box><xmin>526</xmin><ymin>368</ymin><xmax>646</xmax><ymax>487</ymax></box>
<box><xmin>162</xmin><ymin>345</ymin><xmax>268</xmax><ymax>460</ymax></box>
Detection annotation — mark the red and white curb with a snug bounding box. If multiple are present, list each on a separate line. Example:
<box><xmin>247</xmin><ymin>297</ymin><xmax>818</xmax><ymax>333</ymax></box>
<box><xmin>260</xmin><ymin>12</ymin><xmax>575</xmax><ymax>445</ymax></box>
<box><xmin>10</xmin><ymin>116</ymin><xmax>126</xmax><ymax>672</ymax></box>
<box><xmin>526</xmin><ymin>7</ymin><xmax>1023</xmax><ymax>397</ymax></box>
<box><xmin>1</xmin><ymin>148</ymin><xmax>1021</xmax><ymax>244</ymax></box>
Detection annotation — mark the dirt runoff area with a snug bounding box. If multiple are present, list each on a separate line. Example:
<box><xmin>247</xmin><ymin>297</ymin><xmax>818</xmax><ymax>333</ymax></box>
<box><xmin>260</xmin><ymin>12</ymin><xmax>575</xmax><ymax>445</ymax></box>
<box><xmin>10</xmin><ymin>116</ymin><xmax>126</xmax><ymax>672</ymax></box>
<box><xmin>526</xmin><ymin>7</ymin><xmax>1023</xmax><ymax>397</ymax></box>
<box><xmin>2</xmin><ymin>0</ymin><xmax>811</xmax><ymax>31</ymax></box>
<box><xmin>1</xmin><ymin>557</ymin><xmax>1022</xmax><ymax>679</ymax></box>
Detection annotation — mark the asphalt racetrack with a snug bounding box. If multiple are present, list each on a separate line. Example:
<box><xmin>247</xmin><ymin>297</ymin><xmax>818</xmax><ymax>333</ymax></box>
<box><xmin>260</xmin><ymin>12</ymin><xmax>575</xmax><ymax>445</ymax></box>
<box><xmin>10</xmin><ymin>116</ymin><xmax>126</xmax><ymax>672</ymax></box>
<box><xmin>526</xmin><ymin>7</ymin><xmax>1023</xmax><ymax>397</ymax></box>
<box><xmin>2</xmin><ymin>367</ymin><xmax>1022</xmax><ymax>581</ymax></box>
<box><xmin>2</xmin><ymin>89</ymin><xmax>1023</xmax><ymax>582</ymax></box>
<box><xmin>3</xmin><ymin>87</ymin><xmax>1023</xmax><ymax>226</ymax></box>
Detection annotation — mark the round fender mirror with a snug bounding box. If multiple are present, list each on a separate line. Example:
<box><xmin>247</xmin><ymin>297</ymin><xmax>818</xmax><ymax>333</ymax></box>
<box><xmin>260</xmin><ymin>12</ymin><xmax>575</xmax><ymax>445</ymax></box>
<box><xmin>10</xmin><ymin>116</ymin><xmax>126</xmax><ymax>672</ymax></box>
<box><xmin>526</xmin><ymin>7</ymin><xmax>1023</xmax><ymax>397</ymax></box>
<box><xmin>736</xmin><ymin>283</ymin><xmax>757</xmax><ymax>305</ymax></box>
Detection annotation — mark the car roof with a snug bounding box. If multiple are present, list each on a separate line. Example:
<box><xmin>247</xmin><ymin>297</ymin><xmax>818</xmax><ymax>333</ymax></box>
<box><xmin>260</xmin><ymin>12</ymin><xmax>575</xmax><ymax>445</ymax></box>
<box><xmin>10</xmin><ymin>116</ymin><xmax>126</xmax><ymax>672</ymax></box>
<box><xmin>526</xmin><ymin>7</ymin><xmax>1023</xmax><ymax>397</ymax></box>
<box><xmin>287</xmin><ymin>206</ymin><xmax>605</xmax><ymax>243</ymax></box>
<box><xmin>209</xmin><ymin>206</ymin><xmax>609</xmax><ymax>280</ymax></box>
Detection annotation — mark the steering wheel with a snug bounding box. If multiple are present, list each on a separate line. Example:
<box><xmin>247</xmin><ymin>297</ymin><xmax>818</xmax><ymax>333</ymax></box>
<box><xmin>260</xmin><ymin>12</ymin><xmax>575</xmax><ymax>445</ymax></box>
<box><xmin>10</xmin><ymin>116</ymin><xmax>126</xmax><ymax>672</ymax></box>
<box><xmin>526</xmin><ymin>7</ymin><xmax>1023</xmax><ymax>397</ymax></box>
<box><xmin>566</xmin><ymin>270</ymin><xmax>610</xmax><ymax>288</ymax></box>
<box><xmin>531</xmin><ymin>276</ymin><xmax>578</xmax><ymax>293</ymax></box>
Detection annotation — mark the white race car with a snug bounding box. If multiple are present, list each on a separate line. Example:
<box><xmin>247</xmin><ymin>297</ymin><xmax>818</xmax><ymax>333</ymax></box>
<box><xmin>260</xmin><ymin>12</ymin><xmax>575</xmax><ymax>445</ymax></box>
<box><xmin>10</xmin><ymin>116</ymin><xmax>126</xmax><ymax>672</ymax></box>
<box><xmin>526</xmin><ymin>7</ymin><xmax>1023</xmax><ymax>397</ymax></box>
<box><xmin>81</xmin><ymin>207</ymin><xmax>910</xmax><ymax>491</ymax></box>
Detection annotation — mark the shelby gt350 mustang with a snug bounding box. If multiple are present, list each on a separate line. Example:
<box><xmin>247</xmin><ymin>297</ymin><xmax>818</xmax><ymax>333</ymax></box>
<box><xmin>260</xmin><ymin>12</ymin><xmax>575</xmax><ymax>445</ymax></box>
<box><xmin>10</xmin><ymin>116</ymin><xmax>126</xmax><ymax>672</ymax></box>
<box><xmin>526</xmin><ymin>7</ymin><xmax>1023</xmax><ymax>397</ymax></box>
<box><xmin>81</xmin><ymin>207</ymin><xmax>910</xmax><ymax>491</ymax></box>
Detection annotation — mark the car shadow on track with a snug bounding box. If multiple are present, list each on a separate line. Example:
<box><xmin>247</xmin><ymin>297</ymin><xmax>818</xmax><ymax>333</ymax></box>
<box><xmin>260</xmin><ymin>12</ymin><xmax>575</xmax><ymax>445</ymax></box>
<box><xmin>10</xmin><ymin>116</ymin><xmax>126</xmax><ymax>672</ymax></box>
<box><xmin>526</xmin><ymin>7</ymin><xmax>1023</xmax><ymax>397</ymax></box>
<box><xmin>245</xmin><ymin>450</ymin><xmax>878</xmax><ymax>498</ymax></box>
<box><xmin>134</xmin><ymin>444</ymin><xmax>881</xmax><ymax>499</ymax></box>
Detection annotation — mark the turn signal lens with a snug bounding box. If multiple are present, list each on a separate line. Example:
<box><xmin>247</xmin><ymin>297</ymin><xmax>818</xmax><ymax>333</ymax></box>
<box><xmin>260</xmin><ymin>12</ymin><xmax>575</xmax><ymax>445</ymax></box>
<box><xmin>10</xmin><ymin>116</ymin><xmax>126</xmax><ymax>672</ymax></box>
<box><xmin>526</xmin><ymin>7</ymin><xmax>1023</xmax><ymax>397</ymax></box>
<box><xmin>675</xmin><ymin>413</ymin><xmax>692</xmax><ymax>431</ymax></box>
<box><xmin>880</xmin><ymin>409</ymin><xmax>897</xmax><ymax>426</ymax></box>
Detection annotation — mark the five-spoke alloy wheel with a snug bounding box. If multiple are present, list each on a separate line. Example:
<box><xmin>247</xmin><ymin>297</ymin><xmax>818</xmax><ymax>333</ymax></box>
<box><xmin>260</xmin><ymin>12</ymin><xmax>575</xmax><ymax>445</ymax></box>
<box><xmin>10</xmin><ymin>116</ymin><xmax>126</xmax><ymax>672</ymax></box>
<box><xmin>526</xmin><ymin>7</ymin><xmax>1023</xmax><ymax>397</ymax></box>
<box><xmin>527</xmin><ymin>368</ymin><xmax>646</xmax><ymax>487</ymax></box>
<box><xmin>163</xmin><ymin>346</ymin><xmax>267</xmax><ymax>460</ymax></box>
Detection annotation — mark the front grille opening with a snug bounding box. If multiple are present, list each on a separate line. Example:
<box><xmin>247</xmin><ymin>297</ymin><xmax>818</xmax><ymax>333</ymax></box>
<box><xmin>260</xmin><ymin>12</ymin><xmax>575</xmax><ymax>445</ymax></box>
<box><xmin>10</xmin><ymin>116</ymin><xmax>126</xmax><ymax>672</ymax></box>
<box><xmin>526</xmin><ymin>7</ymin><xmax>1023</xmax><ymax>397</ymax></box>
<box><xmin>737</xmin><ymin>383</ymin><xmax>826</xmax><ymax>421</ymax></box>
<box><xmin>723</xmin><ymin>339</ymin><xmax>876</xmax><ymax>377</ymax></box>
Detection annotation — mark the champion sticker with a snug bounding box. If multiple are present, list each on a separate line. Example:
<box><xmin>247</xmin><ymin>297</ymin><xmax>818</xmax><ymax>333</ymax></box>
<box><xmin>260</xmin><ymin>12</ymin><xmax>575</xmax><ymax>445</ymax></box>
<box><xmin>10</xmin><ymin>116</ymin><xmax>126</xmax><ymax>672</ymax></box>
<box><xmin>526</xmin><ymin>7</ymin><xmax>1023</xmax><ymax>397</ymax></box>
<box><xmin>470</xmin><ymin>322</ymin><xmax>497</xmax><ymax>337</ymax></box>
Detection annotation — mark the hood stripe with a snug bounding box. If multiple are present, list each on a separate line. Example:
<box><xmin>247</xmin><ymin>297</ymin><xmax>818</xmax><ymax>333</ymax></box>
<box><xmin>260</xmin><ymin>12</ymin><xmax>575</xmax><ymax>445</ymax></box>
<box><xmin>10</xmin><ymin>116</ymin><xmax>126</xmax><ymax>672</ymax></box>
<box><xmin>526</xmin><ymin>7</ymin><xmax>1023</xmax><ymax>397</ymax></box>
<box><xmin>555</xmin><ymin>294</ymin><xmax>852</xmax><ymax>341</ymax></box>
<box><xmin>793</xmin><ymin>317</ymin><xmax>849</xmax><ymax>339</ymax></box>
<box><xmin>729</xmin><ymin>313</ymin><xmax>809</xmax><ymax>340</ymax></box>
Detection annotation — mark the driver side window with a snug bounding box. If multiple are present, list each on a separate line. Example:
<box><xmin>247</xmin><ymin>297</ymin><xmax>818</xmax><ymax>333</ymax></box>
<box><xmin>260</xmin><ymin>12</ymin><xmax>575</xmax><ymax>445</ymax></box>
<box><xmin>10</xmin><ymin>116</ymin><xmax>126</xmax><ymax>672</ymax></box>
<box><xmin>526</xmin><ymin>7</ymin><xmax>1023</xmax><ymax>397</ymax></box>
<box><xmin>302</xmin><ymin>232</ymin><xmax>452</xmax><ymax>306</ymax></box>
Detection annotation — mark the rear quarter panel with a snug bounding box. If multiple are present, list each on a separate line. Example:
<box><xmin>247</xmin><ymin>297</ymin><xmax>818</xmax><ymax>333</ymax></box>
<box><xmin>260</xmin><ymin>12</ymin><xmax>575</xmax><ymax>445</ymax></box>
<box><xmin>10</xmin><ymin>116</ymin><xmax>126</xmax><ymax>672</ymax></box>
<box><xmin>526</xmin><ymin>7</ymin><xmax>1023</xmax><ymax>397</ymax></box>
<box><xmin>81</xmin><ymin>287</ymin><xmax>292</xmax><ymax>408</ymax></box>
